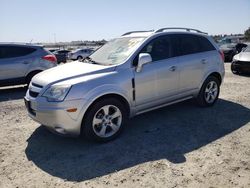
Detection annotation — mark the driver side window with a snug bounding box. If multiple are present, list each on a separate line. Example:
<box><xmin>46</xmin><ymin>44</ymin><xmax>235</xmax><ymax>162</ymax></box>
<box><xmin>133</xmin><ymin>35</ymin><xmax>173</xmax><ymax>66</ymax></box>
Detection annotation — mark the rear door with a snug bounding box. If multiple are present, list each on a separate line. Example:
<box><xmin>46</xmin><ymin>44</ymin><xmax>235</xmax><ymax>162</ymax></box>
<box><xmin>175</xmin><ymin>34</ymin><xmax>216</xmax><ymax>93</ymax></box>
<box><xmin>0</xmin><ymin>45</ymin><xmax>36</xmax><ymax>80</ymax></box>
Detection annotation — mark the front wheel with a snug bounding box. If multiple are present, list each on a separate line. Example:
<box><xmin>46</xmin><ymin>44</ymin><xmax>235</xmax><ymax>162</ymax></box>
<box><xmin>81</xmin><ymin>98</ymin><xmax>128</xmax><ymax>142</ymax></box>
<box><xmin>196</xmin><ymin>76</ymin><xmax>220</xmax><ymax>107</ymax></box>
<box><xmin>231</xmin><ymin>63</ymin><xmax>239</xmax><ymax>74</ymax></box>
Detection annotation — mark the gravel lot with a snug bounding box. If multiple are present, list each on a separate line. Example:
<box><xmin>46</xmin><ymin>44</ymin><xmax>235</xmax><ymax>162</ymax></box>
<box><xmin>0</xmin><ymin>63</ymin><xmax>250</xmax><ymax>188</ymax></box>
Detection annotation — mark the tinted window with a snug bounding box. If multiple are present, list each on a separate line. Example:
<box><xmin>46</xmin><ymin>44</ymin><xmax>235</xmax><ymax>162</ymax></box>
<box><xmin>198</xmin><ymin>36</ymin><xmax>215</xmax><ymax>52</ymax></box>
<box><xmin>140</xmin><ymin>36</ymin><xmax>173</xmax><ymax>62</ymax></box>
<box><xmin>178</xmin><ymin>34</ymin><xmax>215</xmax><ymax>56</ymax></box>
<box><xmin>179</xmin><ymin>35</ymin><xmax>201</xmax><ymax>55</ymax></box>
<box><xmin>0</xmin><ymin>46</ymin><xmax>36</xmax><ymax>59</ymax></box>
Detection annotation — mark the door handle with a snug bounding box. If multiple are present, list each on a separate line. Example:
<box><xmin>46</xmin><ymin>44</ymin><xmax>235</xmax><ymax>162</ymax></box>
<box><xmin>169</xmin><ymin>66</ymin><xmax>176</xmax><ymax>72</ymax></box>
<box><xmin>201</xmin><ymin>59</ymin><xmax>208</xmax><ymax>64</ymax></box>
<box><xmin>22</xmin><ymin>61</ymin><xmax>30</xmax><ymax>64</ymax></box>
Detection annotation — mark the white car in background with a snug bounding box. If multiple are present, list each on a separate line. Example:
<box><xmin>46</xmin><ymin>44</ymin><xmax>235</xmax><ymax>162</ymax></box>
<box><xmin>231</xmin><ymin>45</ymin><xmax>250</xmax><ymax>74</ymax></box>
<box><xmin>67</xmin><ymin>48</ymin><xmax>94</xmax><ymax>61</ymax></box>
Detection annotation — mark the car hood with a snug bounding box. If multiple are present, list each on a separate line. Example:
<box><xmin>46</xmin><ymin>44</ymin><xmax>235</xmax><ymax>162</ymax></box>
<box><xmin>32</xmin><ymin>61</ymin><xmax>116</xmax><ymax>86</ymax></box>
<box><xmin>234</xmin><ymin>52</ymin><xmax>250</xmax><ymax>62</ymax></box>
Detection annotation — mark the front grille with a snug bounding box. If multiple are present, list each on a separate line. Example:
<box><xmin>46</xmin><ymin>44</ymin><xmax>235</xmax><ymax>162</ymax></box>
<box><xmin>29</xmin><ymin>90</ymin><xmax>39</xmax><ymax>98</ymax></box>
<box><xmin>32</xmin><ymin>82</ymin><xmax>43</xmax><ymax>88</ymax></box>
<box><xmin>234</xmin><ymin>61</ymin><xmax>250</xmax><ymax>66</ymax></box>
<box><xmin>29</xmin><ymin>82</ymin><xmax>43</xmax><ymax>98</ymax></box>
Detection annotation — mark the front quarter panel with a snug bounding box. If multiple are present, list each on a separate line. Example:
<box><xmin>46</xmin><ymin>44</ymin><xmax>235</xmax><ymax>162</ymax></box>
<box><xmin>65</xmin><ymin>68</ymin><xmax>134</xmax><ymax>120</ymax></box>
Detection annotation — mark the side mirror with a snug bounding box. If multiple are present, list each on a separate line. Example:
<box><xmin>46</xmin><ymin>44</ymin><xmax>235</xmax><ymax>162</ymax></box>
<box><xmin>136</xmin><ymin>53</ymin><xmax>152</xmax><ymax>72</ymax></box>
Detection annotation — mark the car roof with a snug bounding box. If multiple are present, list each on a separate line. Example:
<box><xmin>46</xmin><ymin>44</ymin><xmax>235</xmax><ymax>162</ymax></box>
<box><xmin>120</xmin><ymin>27</ymin><xmax>208</xmax><ymax>38</ymax></box>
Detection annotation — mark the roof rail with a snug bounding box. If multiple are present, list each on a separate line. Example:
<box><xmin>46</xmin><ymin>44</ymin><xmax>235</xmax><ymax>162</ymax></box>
<box><xmin>155</xmin><ymin>27</ymin><xmax>208</xmax><ymax>34</ymax></box>
<box><xmin>122</xmin><ymin>30</ymin><xmax>154</xmax><ymax>36</ymax></box>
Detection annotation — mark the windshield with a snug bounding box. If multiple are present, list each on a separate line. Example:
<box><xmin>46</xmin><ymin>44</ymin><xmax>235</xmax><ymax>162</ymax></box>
<box><xmin>243</xmin><ymin>46</ymin><xmax>250</xmax><ymax>52</ymax></box>
<box><xmin>89</xmin><ymin>37</ymin><xmax>145</xmax><ymax>65</ymax></box>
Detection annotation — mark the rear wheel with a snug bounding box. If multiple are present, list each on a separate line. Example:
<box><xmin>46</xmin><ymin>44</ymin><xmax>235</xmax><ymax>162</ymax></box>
<box><xmin>81</xmin><ymin>98</ymin><xmax>128</xmax><ymax>142</ymax></box>
<box><xmin>26</xmin><ymin>71</ymin><xmax>41</xmax><ymax>85</ymax></box>
<box><xmin>196</xmin><ymin>76</ymin><xmax>220</xmax><ymax>107</ymax></box>
<box><xmin>77</xmin><ymin>56</ymin><xmax>83</xmax><ymax>61</ymax></box>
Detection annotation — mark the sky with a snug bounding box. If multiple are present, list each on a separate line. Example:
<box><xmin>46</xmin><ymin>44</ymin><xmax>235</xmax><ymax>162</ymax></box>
<box><xmin>0</xmin><ymin>0</ymin><xmax>250</xmax><ymax>43</ymax></box>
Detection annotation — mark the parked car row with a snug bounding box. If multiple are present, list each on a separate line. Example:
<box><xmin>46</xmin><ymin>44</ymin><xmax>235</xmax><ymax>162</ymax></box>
<box><xmin>49</xmin><ymin>48</ymin><xmax>94</xmax><ymax>63</ymax></box>
<box><xmin>218</xmin><ymin>36</ymin><xmax>248</xmax><ymax>62</ymax></box>
<box><xmin>217</xmin><ymin>36</ymin><xmax>250</xmax><ymax>74</ymax></box>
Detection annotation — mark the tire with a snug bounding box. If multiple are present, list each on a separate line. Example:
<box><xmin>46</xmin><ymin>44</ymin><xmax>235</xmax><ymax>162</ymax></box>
<box><xmin>26</xmin><ymin>71</ymin><xmax>41</xmax><ymax>85</ymax></box>
<box><xmin>196</xmin><ymin>76</ymin><xmax>220</xmax><ymax>107</ymax></box>
<box><xmin>81</xmin><ymin>98</ymin><xmax>128</xmax><ymax>142</ymax></box>
<box><xmin>77</xmin><ymin>56</ymin><xmax>83</xmax><ymax>61</ymax></box>
<box><xmin>231</xmin><ymin>63</ymin><xmax>239</xmax><ymax>74</ymax></box>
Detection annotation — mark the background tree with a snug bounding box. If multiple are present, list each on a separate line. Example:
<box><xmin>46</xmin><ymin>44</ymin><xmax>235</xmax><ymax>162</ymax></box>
<box><xmin>245</xmin><ymin>27</ymin><xmax>250</xmax><ymax>41</ymax></box>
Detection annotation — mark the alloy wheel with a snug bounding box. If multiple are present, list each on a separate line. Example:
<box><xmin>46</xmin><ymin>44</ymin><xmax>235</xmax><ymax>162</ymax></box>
<box><xmin>92</xmin><ymin>105</ymin><xmax>122</xmax><ymax>138</ymax></box>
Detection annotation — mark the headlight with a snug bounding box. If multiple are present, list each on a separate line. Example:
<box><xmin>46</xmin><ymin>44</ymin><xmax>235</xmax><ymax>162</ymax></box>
<box><xmin>43</xmin><ymin>85</ymin><xmax>71</xmax><ymax>102</ymax></box>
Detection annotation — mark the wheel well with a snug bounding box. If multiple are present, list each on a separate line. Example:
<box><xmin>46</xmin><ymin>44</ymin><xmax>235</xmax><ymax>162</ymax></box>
<box><xmin>87</xmin><ymin>94</ymin><xmax>130</xmax><ymax>115</ymax></box>
<box><xmin>25</xmin><ymin>70</ymin><xmax>42</xmax><ymax>82</ymax></box>
<box><xmin>82</xmin><ymin>93</ymin><xmax>130</xmax><ymax>127</ymax></box>
<box><xmin>208</xmin><ymin>72</ymin><xmax>222</xmax><ymax>85</ymax></box>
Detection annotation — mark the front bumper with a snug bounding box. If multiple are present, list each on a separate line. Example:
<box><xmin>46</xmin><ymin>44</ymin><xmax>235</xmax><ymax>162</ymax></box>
<box><xmin>231</xmin><ymin>61</ymin><xmax>250</xmax><ymax>73</ymax></box>
<box><xmin>24</xmin><ymin>95</ymin><xmax>88</xmax><ymax>136</ymax></box>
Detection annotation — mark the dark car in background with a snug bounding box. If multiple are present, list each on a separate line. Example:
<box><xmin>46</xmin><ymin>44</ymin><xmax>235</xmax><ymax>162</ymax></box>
<box><xmin>0</xmin><ymin>43</ymin><xmax>57</xmax><ymax>86</ymax></box>
<box><xmin>53</xmin><ymin>49</ymin><xmax>71</xmax><ymax>63</ymax></box>
<box><xmin>218</xmin><ymin>36</ymin><xmax>247</xmax><ymax>62</ymax></box>
<box><xmin>48</xmin><ymin>49</ymin><xmax>59</xmax><ymax>53</ymax></box>
<box><xmin>220</xmin><ymin>44</ymin><xmax>237</xmax><ymax>62</ymax></box>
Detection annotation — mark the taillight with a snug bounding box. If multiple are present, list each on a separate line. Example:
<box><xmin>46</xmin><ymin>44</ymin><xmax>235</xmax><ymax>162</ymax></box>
<box><xmin>219</xmin><ymin>50</ymin><xmax>224</xmax><ymax>62</ymax></box>
<box><xmin>42</xmin><ymin>55</ymin><xmax>57</xmax><ymax>63</ymax></box>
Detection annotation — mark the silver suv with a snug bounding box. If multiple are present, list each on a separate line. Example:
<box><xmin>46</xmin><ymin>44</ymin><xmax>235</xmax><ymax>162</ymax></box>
<box><xmin>0</xmin><ymin>43</ymin><xmax>57</xmax><ymax>86</ymax></box>
<box><xmin>24</xmin><ymin>28</ymin><xmax>225</xmax><ymax>142</ymax></box>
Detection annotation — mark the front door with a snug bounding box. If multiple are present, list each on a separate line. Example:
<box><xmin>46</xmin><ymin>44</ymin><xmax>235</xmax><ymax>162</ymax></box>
<box><xmin>134</xmin><ymin>35</ymin><xmax>180</xmax><ymax>112</ymax></box>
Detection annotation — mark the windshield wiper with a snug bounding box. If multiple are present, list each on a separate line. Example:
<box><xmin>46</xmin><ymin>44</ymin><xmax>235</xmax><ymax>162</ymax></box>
<box><xmin>83</xmin><ymin>56</ymin><xmax>102</xmax><ymax>65</ymax></box>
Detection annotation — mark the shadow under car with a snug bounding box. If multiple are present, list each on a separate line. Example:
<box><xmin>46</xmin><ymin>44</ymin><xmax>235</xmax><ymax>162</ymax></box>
<box><xmin>0</xmin><ymin>85</ymin><xmax>27</xmax><ymax>102</ymax></box>
<box><xmin>25</xmin><ymin>99</ymin><xmax>250</xmax><ymax>182</ymax></box>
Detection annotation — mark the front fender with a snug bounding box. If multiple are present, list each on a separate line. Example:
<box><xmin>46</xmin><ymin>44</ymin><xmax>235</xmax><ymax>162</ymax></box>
<box><xmin>77</xmin><ymin>84</ymin><xmax>134</xmax><ymax>123</ymax></box>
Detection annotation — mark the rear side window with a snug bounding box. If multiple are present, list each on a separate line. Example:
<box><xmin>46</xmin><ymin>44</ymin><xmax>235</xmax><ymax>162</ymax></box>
<box><xmin>0</xmin><ymin>46</ymin><xmax>36</xmax><ymax>59</ymax></box>
<box><xmin>178</xmin><ymin>34</ymin><xmax>215</xmax><ymax>56</ymax></box>
<box><xmin>198</xmin><ymin>36</ymin><xmax>215</xmax><ymax>52</ymax></box>
<box><xmin>179</xmin><ymin>35</ymin><xmax>200</xmax><ymax>55</ymax></box>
